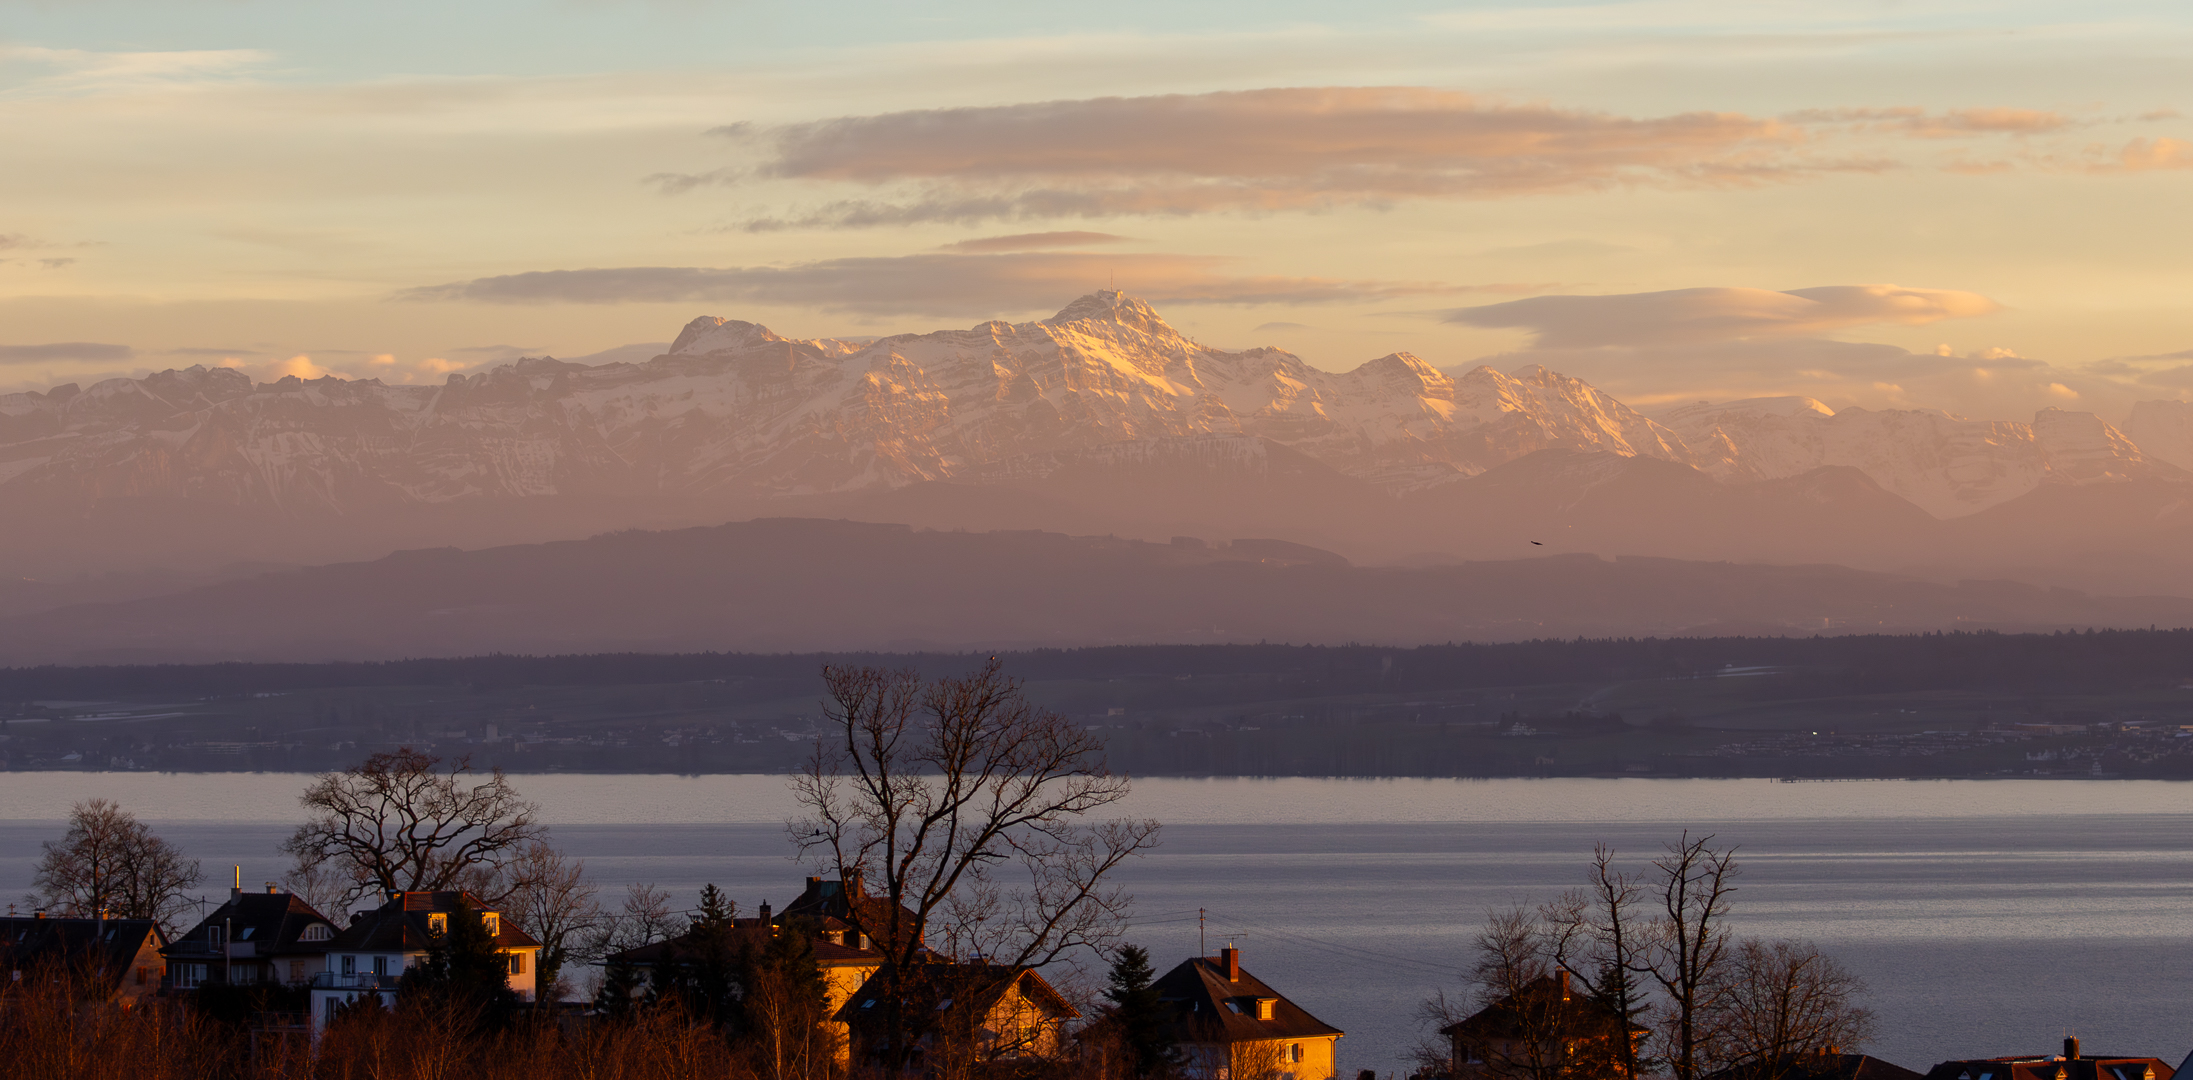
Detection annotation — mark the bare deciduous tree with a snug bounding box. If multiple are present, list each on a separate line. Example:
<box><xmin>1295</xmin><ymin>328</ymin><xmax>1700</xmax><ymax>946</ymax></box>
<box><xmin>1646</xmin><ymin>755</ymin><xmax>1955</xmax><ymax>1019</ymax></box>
<box><xmin>30</xmin><ymin>798</ymin><xmax>202</xmax><ymax>935</ymax></box>
<box><xmin>280</xmin><ymin>748</ymin><xmax>547</xmax><ymax>913</ymax></box>
<box><xmin>1546</xmin><ymin>844</ymin><xmax>1652</xmax><ymax>1079</ymax></box>
<box><xmin>498</xmin><ymin>841</ymin><xmax>601</xmax><ymax>1005</ymax></box>
<box><xmin>791</xmin><ymin>659</ymin><xmax>1160</xmax><ymax>1070</ymax></box>
<box><xmin>1642</xmin><ymin>833</ymin><xmax>1741</xmax><ymax>1080</ymax></box>
<box><xmin>1706</xmin><ymin>939</ymin><xmax>1874</xmax><ymax>1080</ymax></box>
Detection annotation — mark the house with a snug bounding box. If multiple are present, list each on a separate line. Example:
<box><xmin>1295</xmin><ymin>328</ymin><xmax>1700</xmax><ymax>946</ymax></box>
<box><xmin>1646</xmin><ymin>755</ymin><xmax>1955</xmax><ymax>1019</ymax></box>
<box><xmin>836</xmin><ymin>962</ymin><xmax>1079</xmax><ymax>1067</ymax></box>
<box><xmin>1707</xmin><ymin>1052</ymin><xmax>1925</xmax><ymax>1080</ymax></box>
<box><xmin>0</xmin><ymin>913</ymin><xmax>169</xmax><ymax>1006</ymax></box>
<box><xmin>603</xmin><ymin>904</ymin><xmax>886</xmax><ymax>1056</ymax></box>
<box><xmin>1439</xmin><ymin>970</ymin><xmax>1647</xmax><ymax>1080</ymax></box>
<box><xmin>782</xmin><ymin>873</ymin><xmax>925</xmax><ymax>954</ymax></box>
<box><xmin>1152</xmin><ymin>946</ymin><xmax>1343</xmax><ymax>1080</ymax></box>
<box><xmin>162</xmin><ymin>881</ymin><xmax>340</xmax><ymax>991</ymax></box>
<box><xmin>1924</xmin><ymin>1040</ymin><xmax>2176</xmax><ymax>1080</ymax></box>
<box><xmin>306</xmin><ymin>890</ymin><xmax>542</xmax><ymax>1031</ymax></box>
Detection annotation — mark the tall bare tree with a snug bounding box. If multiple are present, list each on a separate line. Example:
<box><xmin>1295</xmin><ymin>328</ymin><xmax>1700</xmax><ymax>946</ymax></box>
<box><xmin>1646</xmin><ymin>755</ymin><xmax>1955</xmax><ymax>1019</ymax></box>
<box><xmin>497</xmin><ymin>842</ymin><xmax>601</xmax><ymax>1005</ymax></box>
<box><xmin>1642</xmin><ymin>833</ymin><xmax>1741</xmax><ymax>1080</ymax></box>
<box><xmin>30</xmin><ymin>798</ymin><xmax>202</xmax><ymax>935</ymax></box>
<box><xmin>280</xmin><ymin>748</ymin><xmax>547</xmax><ymax>913</ymax></box>
<box><xmin>791</xmin><ymin>659</ymin><xmax>1160</xmax><ymax>1069</ymax></box>
<box><xmin>1546</xmin><ymin>845</ymin><xmax>1652</xmax><ymax>1079</ymax></box>
<box><xmin>1707</xmin><ymin>939</ymin><xmax>1874</xmax><ymax>1080</ymax></box>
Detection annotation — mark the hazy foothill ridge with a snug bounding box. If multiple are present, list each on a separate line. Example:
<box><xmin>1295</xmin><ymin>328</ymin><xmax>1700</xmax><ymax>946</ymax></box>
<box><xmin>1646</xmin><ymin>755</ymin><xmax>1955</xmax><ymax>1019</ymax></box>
<box><xmin>2</xmin><ymin>517</ymin><xmax>2189</xmax><ymax>665</ymax></box>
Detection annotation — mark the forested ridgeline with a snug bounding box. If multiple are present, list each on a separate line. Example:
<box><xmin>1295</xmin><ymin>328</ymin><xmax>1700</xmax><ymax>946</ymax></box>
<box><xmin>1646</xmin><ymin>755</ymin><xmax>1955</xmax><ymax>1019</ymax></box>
<box><xmin>3</xmin><ymin>629</ymin><xmax>2191</xmax><ymax>700</ymax></box>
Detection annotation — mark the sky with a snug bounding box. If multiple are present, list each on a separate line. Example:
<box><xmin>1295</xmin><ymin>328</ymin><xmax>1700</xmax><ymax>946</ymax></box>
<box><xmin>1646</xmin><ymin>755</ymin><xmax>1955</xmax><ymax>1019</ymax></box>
<box><xmin>6</xmin><ymin>0</ymin><xmax>2193</xmax><ymax>421</ymax></box>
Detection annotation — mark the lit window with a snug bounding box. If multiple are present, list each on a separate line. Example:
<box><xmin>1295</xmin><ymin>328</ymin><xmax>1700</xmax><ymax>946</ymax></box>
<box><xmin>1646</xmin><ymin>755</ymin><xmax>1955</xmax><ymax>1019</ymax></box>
<box><xmin>508</xmin><ymin>952</ymin><xmax>525</xmax><ymax>975</ymax></box>
<box><xmin>428</xmin><ymin>913</ymin><xmax>447</xmax><ymax>934</ymax></box>
<box><xmin>484</xmin><ymin>915</ymin><xmax>499</xmax><ymax>936</ymax></box>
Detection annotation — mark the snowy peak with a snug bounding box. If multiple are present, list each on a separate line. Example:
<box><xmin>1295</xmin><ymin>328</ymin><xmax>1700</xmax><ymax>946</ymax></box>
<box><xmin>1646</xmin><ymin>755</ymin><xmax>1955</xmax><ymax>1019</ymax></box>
<box><xmin>669</xmin><ymin>316</ymin><xmax>784</xmax><ymax>356</ymax></box>
<box><xmin>1659</xmin><ymin>396</ymin><xmax>2180</xmax><ymax>518</ymax></box>
<box><xmin>1045</xmin><ymin>289</ymin><xmax>1172</xmax><ymax>333</ymax></box>
<box><xmin>2127</xmin><ymin>399</ymin><xmax>2193</xmax><ymax>472</ymax></box>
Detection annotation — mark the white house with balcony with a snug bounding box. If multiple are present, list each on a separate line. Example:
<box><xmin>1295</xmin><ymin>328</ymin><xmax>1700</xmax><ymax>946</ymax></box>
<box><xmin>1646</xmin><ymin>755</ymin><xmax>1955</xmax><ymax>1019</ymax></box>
<box><xmin>307</xmin><ymin>889</ymin><xmax>541</xmax><ymax>1032</ymax></box>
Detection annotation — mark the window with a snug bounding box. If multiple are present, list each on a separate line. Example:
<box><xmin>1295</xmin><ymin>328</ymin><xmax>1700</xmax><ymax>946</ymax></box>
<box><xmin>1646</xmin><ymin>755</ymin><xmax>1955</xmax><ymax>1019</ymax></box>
<box><xmin>341</xmin><ymin>955</ymin><xmax>355</xmax><ymax>976</ymax></box>
<box><xmin>483</xmin><ymin>915</ymin><xmax>499</xmax><ymax>936</ymax></box>
<box><xmin>176</xmin><ymin>963</ymin><xmax>207</xmax><ymax>989</ymax></box>
<box><xmin>240</xmin><ymin>927</ymin><xmax>255</xmax><ymax>940</ymax></box>
<box><xmin>136</xmin><ymin>966</ymin><xmax>151</xmax><ymax>986</ymax></box>
<box><xmin>325</xmin><ymin>998</ymin><xmax>339</xmax><ymax>1024</ymax></box>
<box><xmin>1290</xmin><ymin>1044</ymin><xmax>1303</xmax><ymax>1063</ymax></box>
<box><xmin>300</xmin><ymin>924</ymin><xmax>332</xmax><ymax>942</ymax></box>
<box><xmin>508</xmin><ymin>952</ymin><xmax>525</xmax><ymax>975</ymax></box>
<box><xmin>208</xmin><ymin>926</ymin><xmax>224</xmax><ymax>947</ymax></box>
<box><xmin>372</xmin><ymin>956</ymin><xmax>387</xmax><ymax>977</ymax></box>
<box><xmin>427</xmin><ymin>913</ymin><xmax>447</xmax><ymax>935</ymax></box>
<box><xmin>290</xmin><ymin>961</ymin><xmax>306</xmax><ymax>983</ymax></box>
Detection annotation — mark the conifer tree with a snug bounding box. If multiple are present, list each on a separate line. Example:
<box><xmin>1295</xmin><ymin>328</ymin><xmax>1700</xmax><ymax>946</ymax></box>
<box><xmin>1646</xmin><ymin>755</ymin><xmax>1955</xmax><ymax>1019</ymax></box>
<box><xmin>1105</xmin><ymin>944</ymin><xmax>1180</xmax><ymax>1078</ymax></box>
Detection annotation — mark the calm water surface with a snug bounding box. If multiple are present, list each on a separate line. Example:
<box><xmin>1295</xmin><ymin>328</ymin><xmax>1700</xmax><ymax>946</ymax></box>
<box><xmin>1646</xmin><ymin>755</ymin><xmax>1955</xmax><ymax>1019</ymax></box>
<box><xmin>4</xmin><ymin>775</ymin><xmax>2190</xmax><ymax>1078</ymax></box>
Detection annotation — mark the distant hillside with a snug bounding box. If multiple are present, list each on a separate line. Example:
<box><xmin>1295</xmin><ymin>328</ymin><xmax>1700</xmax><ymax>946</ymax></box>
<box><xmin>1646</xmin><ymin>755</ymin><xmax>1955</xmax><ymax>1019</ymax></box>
<box><xmin>2</xmin><ymin>517</ymin><xmax>2190</xmax><ymax>665</ymax></box>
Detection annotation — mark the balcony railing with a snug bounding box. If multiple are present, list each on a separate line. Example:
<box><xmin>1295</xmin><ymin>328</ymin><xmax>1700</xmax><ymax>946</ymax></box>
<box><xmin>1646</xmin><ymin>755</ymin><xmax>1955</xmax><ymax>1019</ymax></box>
<box><xmin>308</xmin><ymin>972</ymin><xmax>403</xmax><ymax>990</ymax></box>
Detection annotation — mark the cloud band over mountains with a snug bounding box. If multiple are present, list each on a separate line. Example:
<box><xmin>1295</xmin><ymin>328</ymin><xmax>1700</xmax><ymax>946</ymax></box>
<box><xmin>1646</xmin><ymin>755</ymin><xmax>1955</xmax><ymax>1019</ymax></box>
<box><xmin>1447</xmin><ymin>285</ymin><xmax>2001</xmax><ymax>347</ymax></box>
<box><xmin>397</xmin><ymin>252</ymin><xmax>1475</xmax><ymax>316</ymax></box>
<box><xmin>655</xmin><ymin>89</ymin><xmax>2156</xmax><ymax>230</ymax></box>
<box><xmin>680</xmin><ymin>87</ymin><xmax>1855</xmax><ymax>228</ymax></box>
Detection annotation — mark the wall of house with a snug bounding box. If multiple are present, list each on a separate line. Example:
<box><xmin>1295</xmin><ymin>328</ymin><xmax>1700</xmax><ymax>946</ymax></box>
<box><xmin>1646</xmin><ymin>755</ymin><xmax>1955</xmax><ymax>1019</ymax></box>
<box><xmin>1227</xmin><ymin>1035</ymin><xmax>1339</xmax><ymax>1080</ymax></box>
<box><xmin>116</xmin><ymin>933</ymin><xmax>167</xmax><ymax>1007</ymax></box>
<box><xmin>980</xmin><ymin>985</ymin><xmax>1067</xmax><ymax>1059</ymax></box>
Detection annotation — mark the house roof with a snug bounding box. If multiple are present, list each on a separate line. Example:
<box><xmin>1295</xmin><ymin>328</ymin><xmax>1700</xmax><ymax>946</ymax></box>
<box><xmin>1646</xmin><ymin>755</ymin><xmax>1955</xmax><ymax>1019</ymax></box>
<box><xmin>325</xmin><ymin>891</ymin><xmax>541</xmax><ymax>954</ymax></box>
<box><xmin>606</xmin><ymin>916</ymin><xmax>884</xmax><ymax>969</ymax></box>
<box><xmin>163</xmin><ymin>889</ymin><xmax>339</xmax><ymax>961</ymax></box>
<box><xmin>1923</xmin><ymin>1058</ymin><xmax>2174</xmax><ymax>1080</ymax></box>
<box><xmin>0</xmin><ymin>916</ymin><xmax>165</xmax><ymax>973</ymax></box>
<box><xmin>782</xmin><ymin>876</ymin><xmax>924</xmax><ymax>949</ymax></box>
<box><xmin>1150</xmin><ymin>953</ymin><xmax>1343</xmax><ymax>1044</ymax></box>
<box><xmin>833</xmin><ymin>963</ymin><xmax>1080</xmax><ymax>1027</ymax></box>
<box><xmin>1440</xmin><ymin>973</ymin><xmax>1643</xmax><ymax>1042</ymax></box>
<box><xmin>1707</xmin><ymin>1054</ymin><xmax>1926</xmax><ymax>1080</ymax></box>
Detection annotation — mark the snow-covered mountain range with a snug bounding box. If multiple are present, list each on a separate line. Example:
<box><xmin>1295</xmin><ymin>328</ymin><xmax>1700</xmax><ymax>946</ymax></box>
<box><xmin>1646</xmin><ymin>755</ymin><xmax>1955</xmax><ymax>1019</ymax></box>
<box><xmin>0</xmin><ymin>291</ymin><xmax>1701</xmax><ymax>510</ymax></box>
<box><xmin>12</xmin><ymin>289</ymin><xmax>2185</xmax><ymax>520</ymax></box>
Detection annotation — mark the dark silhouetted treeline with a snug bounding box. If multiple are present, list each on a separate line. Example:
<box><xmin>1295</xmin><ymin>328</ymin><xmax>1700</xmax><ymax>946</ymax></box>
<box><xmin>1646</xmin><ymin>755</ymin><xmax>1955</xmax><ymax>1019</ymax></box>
<box><xmin>4</xmin><ymin>629</ymin><xmax>2191</xmax><ymax>701</ymax></box>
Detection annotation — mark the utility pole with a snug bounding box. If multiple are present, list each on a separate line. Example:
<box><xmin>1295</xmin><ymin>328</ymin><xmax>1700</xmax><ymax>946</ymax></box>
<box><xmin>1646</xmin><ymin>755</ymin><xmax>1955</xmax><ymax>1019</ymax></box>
<box><xmin>1199</xmin><ymin>908</ymin><xmax>1205</xmax><ymax>957</ymax></box>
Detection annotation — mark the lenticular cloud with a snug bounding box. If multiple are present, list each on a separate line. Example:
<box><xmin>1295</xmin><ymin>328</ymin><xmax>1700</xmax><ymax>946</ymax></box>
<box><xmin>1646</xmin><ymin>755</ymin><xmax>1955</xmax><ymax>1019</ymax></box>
<box><xmin>1447</xmin><ymin>284</ymin><xmax>2001</xmax><ymax>347</ymax></box>
<box><xmin>679</xmin><ymin>87</ymin><xmax>1832</xmax><ymax>228</ymax></box>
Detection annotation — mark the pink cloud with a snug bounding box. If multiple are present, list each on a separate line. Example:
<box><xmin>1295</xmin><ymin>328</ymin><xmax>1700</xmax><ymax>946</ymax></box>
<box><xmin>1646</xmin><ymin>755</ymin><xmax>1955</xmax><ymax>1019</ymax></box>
<box><xmin>1448</xmin><ymin>285</ymin><xmax>2000</xmax><ymax>348</ymax></box>
<box><xmin>679</xmin><ymin>87</ymin><xmax>1849</xmax><ymax>228</ymax></box>
<box><xmin>396</xmin><ymin>251</ymin><xmax>1494</xmax><ymax>317</ymax></box>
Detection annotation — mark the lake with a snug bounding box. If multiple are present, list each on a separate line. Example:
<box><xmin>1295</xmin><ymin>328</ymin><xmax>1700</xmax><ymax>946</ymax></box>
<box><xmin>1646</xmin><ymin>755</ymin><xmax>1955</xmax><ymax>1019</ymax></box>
<box><xmin>5</xmin><ymin>774</ymin><xmax>2191</xmax><ymax>1078</ymax></box>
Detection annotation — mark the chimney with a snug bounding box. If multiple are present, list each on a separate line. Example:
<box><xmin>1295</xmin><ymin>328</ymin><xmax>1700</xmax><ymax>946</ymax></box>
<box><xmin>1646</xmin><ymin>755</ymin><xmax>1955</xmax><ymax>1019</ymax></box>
<box><xmin>758</xmin><ymin>902</ymin><xmax>772</xmax><ymax>926</ymax></box>
<box><xmin>846</xmin><ymin>870</ymin><xmax>865</xmax><ymax>898</ymax></box>
<box><xmin>1558</xmin><ymin>969</ymin><xmax>1570</xmax><ymax>1000</ymax></box>
<box><xmin>1221</xmin><ymin>946</ymin><xmax>1240</xmax><ymax>982</ymax></box>
<box><xmin>231</xmin><ymin>865</ymin><xmax>243</xmax><ymax>901</ymax></box>
<box><xmin>34</xmin><ymin>910</ymin><xmax>45</xmax><ymax>920</ymax></box>
<box><xmin>2065</xmin><ymin>1038</ymin><xmax>2080</xmax><ymax>1061</ymax></box>
<box><xmin>266</xmin><ymin>883</ymin><xmax>279</xmax><ymax>894</ymax></box>
<box><xmin>806</xmin><ymin>876</ymin><xmax>820</xmax><ymax>891</ymax></box>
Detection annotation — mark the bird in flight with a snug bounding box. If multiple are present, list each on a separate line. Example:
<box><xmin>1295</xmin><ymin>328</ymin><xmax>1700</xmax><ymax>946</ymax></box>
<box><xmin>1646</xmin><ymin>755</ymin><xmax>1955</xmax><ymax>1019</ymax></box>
<box><xmin>1531</xmin><ymin>541</ymin><xmax>1543</xmax><ymax>546</ymax></box>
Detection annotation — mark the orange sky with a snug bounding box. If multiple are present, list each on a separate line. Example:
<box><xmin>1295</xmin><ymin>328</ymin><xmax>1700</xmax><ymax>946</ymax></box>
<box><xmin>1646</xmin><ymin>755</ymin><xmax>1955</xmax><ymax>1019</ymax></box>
<box><xmin>5</xmin><ymin>1</ymin><xmax>2193</xmax><ymax>421</ymax></box>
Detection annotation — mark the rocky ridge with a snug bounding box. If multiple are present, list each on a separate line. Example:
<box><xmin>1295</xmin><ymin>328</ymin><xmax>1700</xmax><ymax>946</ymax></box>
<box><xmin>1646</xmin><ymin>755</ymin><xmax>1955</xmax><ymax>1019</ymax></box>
<box><xmin>0</xmin><ymin>291</ymin><xmax>2185</xmax><ymax>523</ymax></box>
